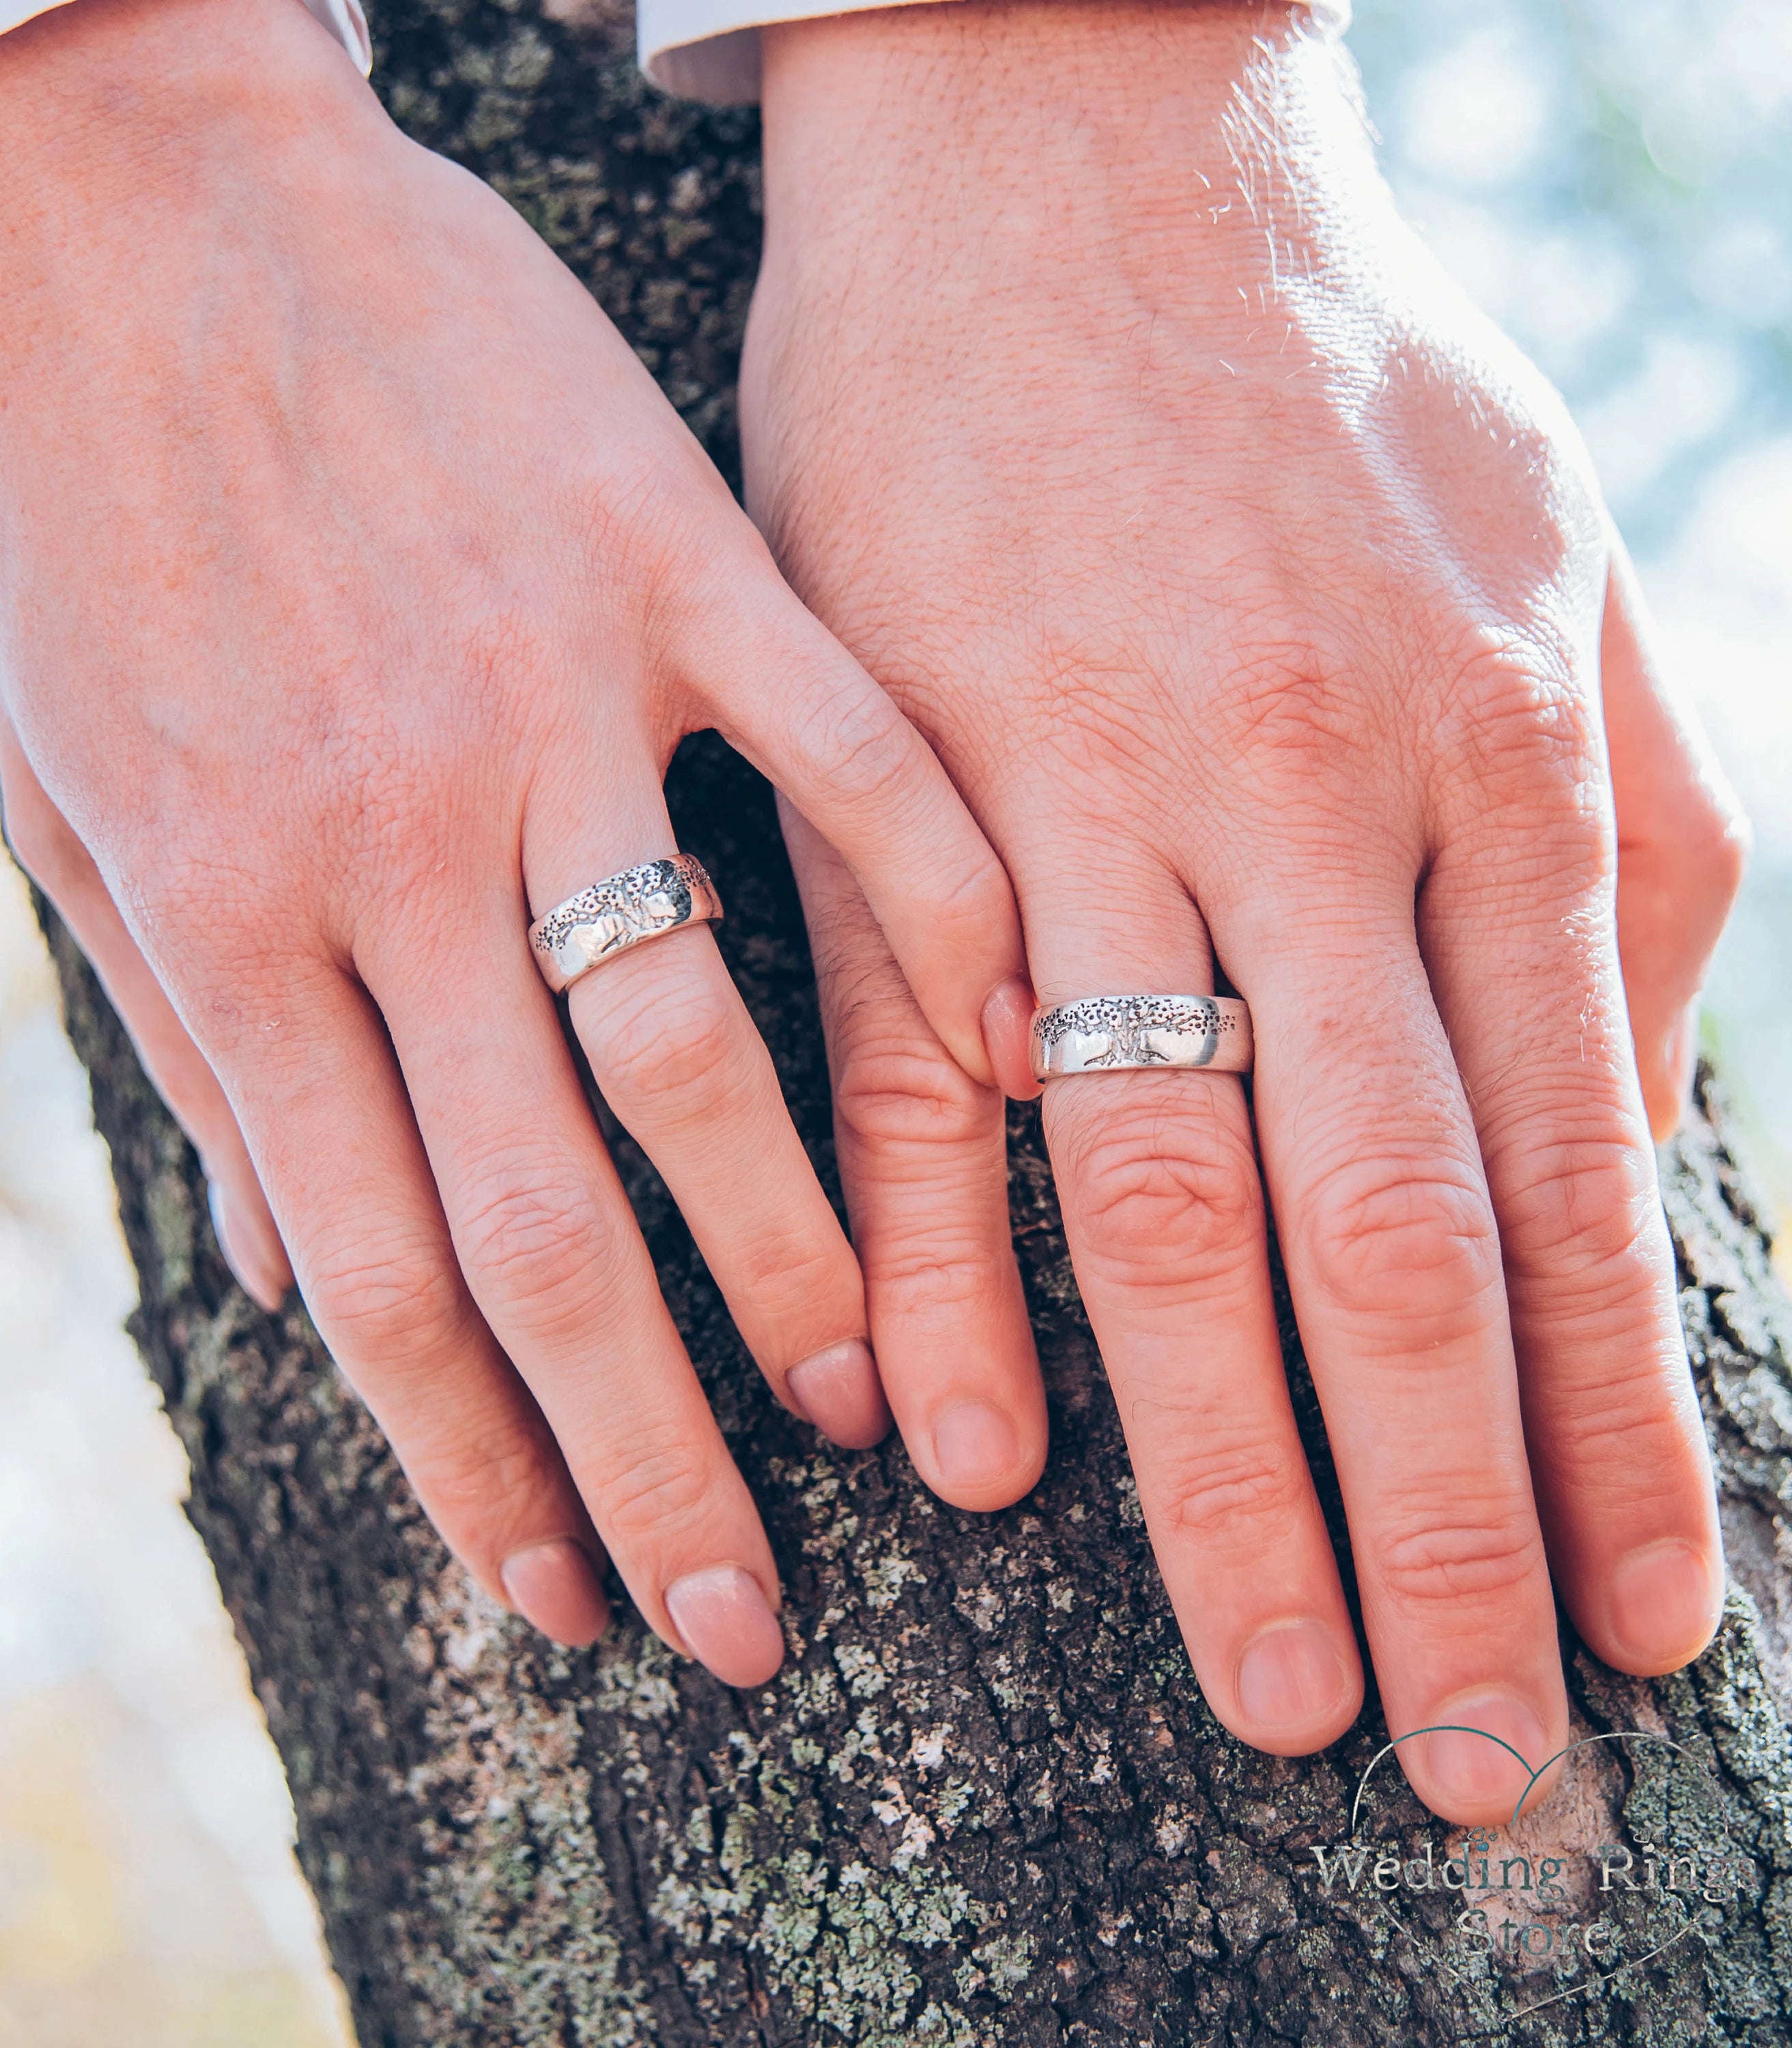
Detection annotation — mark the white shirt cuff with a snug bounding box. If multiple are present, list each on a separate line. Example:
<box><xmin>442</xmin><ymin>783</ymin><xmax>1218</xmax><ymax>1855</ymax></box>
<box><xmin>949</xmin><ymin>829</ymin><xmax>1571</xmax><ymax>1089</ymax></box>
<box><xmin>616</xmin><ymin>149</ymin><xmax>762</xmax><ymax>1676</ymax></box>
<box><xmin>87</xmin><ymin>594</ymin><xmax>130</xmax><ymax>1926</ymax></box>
<box><xmin>0</xmin><ymin>0</ymin><xmax>371</xmax><ymax>73</ymax></box>
<box><xmin>640</xmin><ymin>0</ymin><xmax>1350</xmax><ymax>105</ymax></box>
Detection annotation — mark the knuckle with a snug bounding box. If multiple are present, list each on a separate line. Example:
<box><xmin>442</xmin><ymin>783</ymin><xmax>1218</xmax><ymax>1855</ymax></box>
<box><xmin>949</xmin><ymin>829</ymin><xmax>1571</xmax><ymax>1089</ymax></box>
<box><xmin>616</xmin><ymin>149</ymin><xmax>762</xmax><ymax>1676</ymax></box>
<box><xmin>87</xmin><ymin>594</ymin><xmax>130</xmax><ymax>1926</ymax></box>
<box><xmin>1149</xmin><ymin>1430</ymin><xmax>1311</xmax><ymax>1550</ymax></box>
<box><xmin>1490</xmin><ymin>1129</ymin><xmax>1662</xmax><ymax>1303</ymax></box>
<box><xmin>834</xmin><ymin>1035</ymin><xmax>992</xmax><ymax>1156</ymax></box>
<box><xmin>866</xmin><ymin>1219</ymin><xmax>1007</xmax><ymax>1316</ymax></box>
<box><xmin>1376</xmin><ymin>1499</ymin><xmax>1547</xmax><ymax>1614</ymax></box>
<box><xmin>1445</xmin><ymin>646</ymin><xmax>1604</xmax><ymax>826</ymax></box>
<box><xmin>305</xmin><ymin>1227</ymin><xmax>470</xmax><ymax>1373</ymax></box>
<box><xmin>1548</xmin><ymin>1374</ymin><xmax>1697</xmax><ymax>1478</ymax></box>
<box><xmin>1682</xmin><ymin>792</ymin><xmax>1750</xmax><ymax>914</ymax></box>
<box><xmin>620</xmin><ymin>465</ymin><xmax>747</xmax><ymax>613</ymax></box>
<box><xmin>1057</xmin><ymin>1089</ymin><xmax>1261</xmax><ymax>1285</ymax></box>
<box><xmin>920</xmin><ymin>839</ymin><xmax>1013</xmax><ymax>942</ymax></box>
<box><xmin>593</xmin><ymin>973</ymin><xmax>750</xmax><ymax>1121</ymax></box>
<box><xmin>408</xmin><ymin>1421</ymin><xmax>564</xmax><ymax>1528</ymax></box>
<box><xmin>811</xmin><ymin>685</ymin><xmax>917</xmax><ymax>813</ymax></box>
<box><xmin>726</xmin><ymin>1231</ymin><xmax>849</xmax><ymax>1324</ymax></box>
<box><xmin>1215</xmin><ymin>649</ymin><xmax>1363</xmax><ymax>773</ymax></box>
<box><xmin>455</xmin><ymin>1161</ymin><xmax>616</xmax><ymax>1317</ymax></box>
<box><xmin>1298</xmin><ymin>1155</ymin><xmax>1501</xmax><ymax>1326</ymax></box>
<box><xmin>597</xmin><ymin>1423</ymin><xmax>716</xmax><ymax>1546</ymax></box>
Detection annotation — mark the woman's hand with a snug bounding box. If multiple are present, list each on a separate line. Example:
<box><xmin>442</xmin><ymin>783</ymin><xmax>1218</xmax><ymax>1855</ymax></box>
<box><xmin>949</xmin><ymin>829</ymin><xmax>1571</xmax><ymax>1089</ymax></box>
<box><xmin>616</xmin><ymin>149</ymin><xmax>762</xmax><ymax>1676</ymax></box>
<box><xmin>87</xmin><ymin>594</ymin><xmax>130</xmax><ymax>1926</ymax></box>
<box><xmin>745</xmin><ymin>0</ymin><xmax>1746</xmax><ymax>1817</ymax></box>
<box><xmin>0</xmin><ymin>0</ymin><xmax>1025</xmax><ymax>1686</ymax></box>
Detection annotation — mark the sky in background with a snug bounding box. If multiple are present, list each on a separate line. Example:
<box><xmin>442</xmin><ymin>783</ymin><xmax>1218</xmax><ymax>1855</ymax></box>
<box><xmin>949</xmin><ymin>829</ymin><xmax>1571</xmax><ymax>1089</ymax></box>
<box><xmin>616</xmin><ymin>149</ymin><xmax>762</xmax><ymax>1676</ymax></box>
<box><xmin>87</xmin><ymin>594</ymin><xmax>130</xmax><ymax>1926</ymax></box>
<box><xmin>1</xmin><ymin>5</ymin><xmax>1788</xmax><ymax>2040</ymax></box>
<box><xmin>1352</xmin><ymin>0</ymin><xmax>1792</xmax><ymax>1233</ymax></box>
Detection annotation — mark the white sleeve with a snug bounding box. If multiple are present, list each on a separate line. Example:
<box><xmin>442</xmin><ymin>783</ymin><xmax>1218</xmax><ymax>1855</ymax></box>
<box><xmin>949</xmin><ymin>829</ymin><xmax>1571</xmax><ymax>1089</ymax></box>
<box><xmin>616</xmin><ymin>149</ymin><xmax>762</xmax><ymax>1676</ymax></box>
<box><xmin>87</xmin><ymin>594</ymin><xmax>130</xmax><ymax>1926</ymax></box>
<box><xmin>640</xmin><ymin>0</ymin><xmax>1350</xmax><ymax>105</ymax></box>
<box><xmin>0</xmin><ymin>0</ymin><xmax>371</xmax><ymax>72</ymax></box>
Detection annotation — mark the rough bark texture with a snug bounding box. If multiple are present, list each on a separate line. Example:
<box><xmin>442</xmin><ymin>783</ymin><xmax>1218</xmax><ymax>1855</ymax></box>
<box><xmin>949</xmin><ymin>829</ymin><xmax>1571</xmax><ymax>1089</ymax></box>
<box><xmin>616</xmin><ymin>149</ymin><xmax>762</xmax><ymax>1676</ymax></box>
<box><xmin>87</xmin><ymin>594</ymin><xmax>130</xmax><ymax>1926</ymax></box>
<box><xmin>27</xmin><ymin>0</ymin><xmax>1792</xmax><ymax>2040</ymax></box>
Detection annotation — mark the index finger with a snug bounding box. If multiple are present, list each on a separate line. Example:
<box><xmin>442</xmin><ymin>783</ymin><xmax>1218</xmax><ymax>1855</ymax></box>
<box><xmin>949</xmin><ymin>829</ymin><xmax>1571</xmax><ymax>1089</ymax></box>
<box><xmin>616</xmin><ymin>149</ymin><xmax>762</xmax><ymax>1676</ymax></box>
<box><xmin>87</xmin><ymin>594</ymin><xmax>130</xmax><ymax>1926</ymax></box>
<box><xmin>674</xmin><ymin>567</ymin><xmax>1029</xmax><ymax>1088</ymax></box>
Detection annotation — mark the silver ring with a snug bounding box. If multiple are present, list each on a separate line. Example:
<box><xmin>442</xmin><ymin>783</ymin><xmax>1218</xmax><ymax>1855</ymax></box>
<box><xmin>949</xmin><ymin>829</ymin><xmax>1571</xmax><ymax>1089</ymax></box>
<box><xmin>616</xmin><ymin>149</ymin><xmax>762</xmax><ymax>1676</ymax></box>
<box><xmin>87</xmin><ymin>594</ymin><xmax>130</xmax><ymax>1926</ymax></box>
<box><xmin>528</xmin><ymin>854</ymin><xmax>722</xmax><ymax>993</ymax></box>
<box><xmin>1030</xmin><ymin>994</ymin><xmax>1253</xmax><ymax>1081</ymax></box>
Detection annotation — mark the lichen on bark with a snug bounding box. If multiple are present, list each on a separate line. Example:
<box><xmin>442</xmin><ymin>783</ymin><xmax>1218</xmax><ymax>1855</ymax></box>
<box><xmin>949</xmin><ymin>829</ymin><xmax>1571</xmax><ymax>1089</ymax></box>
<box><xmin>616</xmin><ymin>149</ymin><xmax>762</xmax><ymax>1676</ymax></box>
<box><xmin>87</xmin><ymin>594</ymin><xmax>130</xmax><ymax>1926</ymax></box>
<box><xmin>20</xmin><ymin>0</ymin><xmax>1792</xmax><ymax>2038</ymax></box>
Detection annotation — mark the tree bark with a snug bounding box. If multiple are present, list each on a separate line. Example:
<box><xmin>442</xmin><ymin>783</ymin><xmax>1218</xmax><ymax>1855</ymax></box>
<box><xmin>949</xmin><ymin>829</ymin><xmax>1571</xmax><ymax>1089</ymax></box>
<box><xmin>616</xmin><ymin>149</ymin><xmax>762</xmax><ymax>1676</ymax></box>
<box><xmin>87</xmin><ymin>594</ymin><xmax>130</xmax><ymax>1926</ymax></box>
<box><xmin>27</xmin><ymin>1</ymin><xmax>1792</xmax><ymax>2040</ymax></box>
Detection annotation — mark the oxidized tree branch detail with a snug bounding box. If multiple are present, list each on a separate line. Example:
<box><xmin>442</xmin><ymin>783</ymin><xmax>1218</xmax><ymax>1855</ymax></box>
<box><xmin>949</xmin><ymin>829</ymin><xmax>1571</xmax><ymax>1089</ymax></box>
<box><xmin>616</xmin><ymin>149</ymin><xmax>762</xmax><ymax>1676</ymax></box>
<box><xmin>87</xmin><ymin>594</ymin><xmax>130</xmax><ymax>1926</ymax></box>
<box><xmin>530</xmin><ymin>855</ymin><xmax>721</xmax><ymax>989</ymax></box>
<box><xmin>1029</xmin><ymin>995</ymin><xmax>1253</xmax><ymax>1076</ymax></box>
<box><xmin>26</xmin><ymin>1</ymin><xmax>1792</xmax><ymax>2042</ymax></box>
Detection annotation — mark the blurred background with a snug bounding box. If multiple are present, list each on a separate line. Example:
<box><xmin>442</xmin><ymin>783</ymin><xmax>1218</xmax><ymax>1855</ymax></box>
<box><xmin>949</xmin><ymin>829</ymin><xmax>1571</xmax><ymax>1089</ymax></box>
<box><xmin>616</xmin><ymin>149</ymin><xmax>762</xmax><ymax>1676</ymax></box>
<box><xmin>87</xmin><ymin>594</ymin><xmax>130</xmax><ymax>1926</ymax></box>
<box><xmin>1</xmin><ymin>2</ymin><xmax>1787</xmax><ymax>2040</ymax></box>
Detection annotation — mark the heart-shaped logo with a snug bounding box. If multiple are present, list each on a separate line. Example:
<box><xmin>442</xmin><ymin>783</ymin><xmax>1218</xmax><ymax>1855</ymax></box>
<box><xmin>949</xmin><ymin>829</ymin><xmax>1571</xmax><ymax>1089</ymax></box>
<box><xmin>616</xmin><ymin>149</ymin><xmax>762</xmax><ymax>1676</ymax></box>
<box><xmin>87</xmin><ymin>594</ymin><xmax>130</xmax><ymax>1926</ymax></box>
<box><xmin>1322</xmin><ymin>1725</ymin><xmax>1748</xmax><ymax>2029</ymax></box>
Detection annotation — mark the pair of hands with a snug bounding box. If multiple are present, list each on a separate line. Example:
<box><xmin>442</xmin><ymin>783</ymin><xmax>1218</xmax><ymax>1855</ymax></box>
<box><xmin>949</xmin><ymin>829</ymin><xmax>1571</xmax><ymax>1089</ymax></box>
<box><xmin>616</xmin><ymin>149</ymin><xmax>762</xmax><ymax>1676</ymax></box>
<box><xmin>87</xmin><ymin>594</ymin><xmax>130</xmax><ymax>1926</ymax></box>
<box><xmin>0</xmin><ymin>0</ymin><xmax>1745</xmax><ymax>1823</ymax></box>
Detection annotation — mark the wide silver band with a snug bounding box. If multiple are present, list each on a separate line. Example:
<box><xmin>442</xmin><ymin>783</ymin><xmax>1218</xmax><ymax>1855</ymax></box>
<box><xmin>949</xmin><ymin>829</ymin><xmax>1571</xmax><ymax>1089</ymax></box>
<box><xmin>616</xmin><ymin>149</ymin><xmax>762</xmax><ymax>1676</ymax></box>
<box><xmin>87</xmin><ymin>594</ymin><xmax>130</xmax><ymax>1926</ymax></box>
<box><xmin>1030</xmin><ymin>994</ymin><xmax>1254</xmax><ymax>1081</ymax></box>
<box><xmin>528</xmin><ymin>855</ymin><xmax>722</xmax><ymax>993</ymax></box>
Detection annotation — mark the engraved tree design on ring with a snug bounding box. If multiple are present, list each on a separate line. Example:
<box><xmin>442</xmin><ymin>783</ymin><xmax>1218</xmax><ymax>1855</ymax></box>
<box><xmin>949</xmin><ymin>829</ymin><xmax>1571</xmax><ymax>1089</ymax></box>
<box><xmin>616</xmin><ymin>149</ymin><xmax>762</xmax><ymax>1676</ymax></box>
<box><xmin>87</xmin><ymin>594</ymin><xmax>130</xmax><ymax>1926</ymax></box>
<box><xmin>1034</xmin><ymin>995</ymin><xmax>1228</xmax><ymax>1069</ymax></box>
<box><xmin>532</xmin><ymin>857</ymin><xmax>700</xmax><ymax>974</ymax></box>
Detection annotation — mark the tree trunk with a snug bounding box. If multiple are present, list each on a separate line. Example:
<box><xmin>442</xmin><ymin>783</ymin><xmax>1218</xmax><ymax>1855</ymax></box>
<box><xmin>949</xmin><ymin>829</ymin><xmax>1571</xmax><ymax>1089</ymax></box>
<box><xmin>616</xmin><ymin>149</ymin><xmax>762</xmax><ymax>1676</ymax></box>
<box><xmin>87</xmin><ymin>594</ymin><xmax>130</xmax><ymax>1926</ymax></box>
<box><xmin>30</xmin><ymin>1</ymin><xmax>1792</xmax><ymax>2040</ymax></box>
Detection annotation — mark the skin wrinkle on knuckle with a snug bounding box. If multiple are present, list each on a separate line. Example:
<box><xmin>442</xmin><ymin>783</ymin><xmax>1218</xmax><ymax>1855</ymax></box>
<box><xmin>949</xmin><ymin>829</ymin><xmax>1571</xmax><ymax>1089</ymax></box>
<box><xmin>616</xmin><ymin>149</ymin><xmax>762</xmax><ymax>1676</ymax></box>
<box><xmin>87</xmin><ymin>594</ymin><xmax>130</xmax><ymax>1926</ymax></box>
<box><xmin>1434</xmin><ymin>655</ymin><xmax>1607</xmax><ymax>840</ymax></box>
<box><xmin>1296</xmin><ymin>1153</ymin><xmax>1501</xmax><ymax>1326</ymax></box>
<box><xmin>1371</xmin><ymin>1497</ymin><xmax>1548</xmax><ymax>1615</ymax></box>
<box><xmin>922</xmin><ymin>841</ymin><xmax>1015</xmax><ymax>955</ymax></box>
<box><xmin>1540</xmin><ymin>1384</ymin><xmax>1705</xmax><ymax>1496</ymax></box>
<box><xmin>1487</xmin><ymin>1132</ymin><xmax>1663</xmax><ymax>1294</ymax></box>
<box><xmin>1208</xmin><ymin>649</ymin><xmax>1369</xmax><ymax>782</ymax></box>
<box><xmin>797</xmin><ymin>681</ymin><xmax>920</xmax><ymax>821</ymax></box>
<box><xmin>588</xmin><ymin>973</ymin><xmax>754</xmax><ymax>1126</ymax></box>
<box><xmin>1425</xmin><ymin>832</ymin><xmax>1613</xmax><ymax>929</ymax></box>
<box><xmin>403</xmin><ymin>1424</ymin><xmax>567</xmax><ymax>1533</ymax></box>
<box><xmin>722</xmin><ymin>1231</ymin><xmax>851</xmax><ymax>1332</ymax></box>
<box><xmin>862</xmin><ymin>1221</ymin><xmax>1008</xmax><ymax>1313</ymax></box>
<box><xmin>304</xmin><ymin>1233</ymin><xmax>473</xmax><ymax>1376</ymax></box>
<box><xmin>586</xmin><ymin>1421</ymin><xmax>722</xmax><ymax>1548</ymax></box>
<box><xmin>453</xmin><ymin>1161</ymin><xmax>621</xmax><ymax>1322</ymax></box>
<box><xmin>833</xmin><ymin>1038</ymin><xmax>991</xmax><ymax>1154</ymax></box>
<box><xmin>1132</xmin><ymin>1417</ymin><xmax>1311</xmax><ymax>1550</ymax></box>
<box><xmin>1055</xmin><ymin>1092</ymin><xmax>1261</xmax><ymax>1287</ymax></box>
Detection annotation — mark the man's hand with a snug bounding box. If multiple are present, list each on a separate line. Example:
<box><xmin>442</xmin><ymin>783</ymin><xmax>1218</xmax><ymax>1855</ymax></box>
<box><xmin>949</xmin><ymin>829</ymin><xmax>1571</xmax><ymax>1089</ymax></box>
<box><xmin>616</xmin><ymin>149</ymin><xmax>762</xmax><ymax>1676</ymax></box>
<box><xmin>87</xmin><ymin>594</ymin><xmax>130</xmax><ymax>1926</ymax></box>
<box><xmin>745</xmin><ymin>0</ymin><xmax>1744</xmax><ymax>1818</ymax></box>
<box><xmin>0</xmin><ymin>0</ymin><xmax>1027</xmax><ymax>1685</ymax></box>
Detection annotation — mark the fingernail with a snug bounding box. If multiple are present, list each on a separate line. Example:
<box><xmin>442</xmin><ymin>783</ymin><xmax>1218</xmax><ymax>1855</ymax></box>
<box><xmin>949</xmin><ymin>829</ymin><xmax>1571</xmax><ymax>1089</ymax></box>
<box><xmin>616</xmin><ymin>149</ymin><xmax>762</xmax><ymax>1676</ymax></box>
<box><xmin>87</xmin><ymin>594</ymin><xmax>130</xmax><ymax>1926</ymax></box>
<box><xmin>664</xmin><ymin>1565</ymin><xmax>785</xmax><ymax>1688</ymax></box>
<box><xmin>1235</xmin><ymin>1620</ymin><xmax>1350</xmax><ymax>1736</ymax></box>
<box><xmin>1608</xmin><ymin>1538</ymin><xmax>1721</xmax><ymax>1672</ymax></box>
<box><xmin>981</xmin><ymin>974</ymin><xmax>1040</xmax><ymax>1100</ymax></box>
<box><xmin>1414</xmin><ymin>1689</ymin><xmax>1550</xmax><ymax>1822</ymax></box>
<box><xmin>786</xmin><ymin>1339</ymin><xmax>892</xmax><ymax>1449</ymax></box>
<box><xmin>500</xmin><ymin>1537</ymin><xmax>610</xmax><ymax>1647</ymax></box>
<box><xmin>208</xmin><ymin>1178</ymin><xmax>287</xmax><ymax>1313</ymax></box>
<box><xmin>931</xmin><ymin>1399</ymin><xmax>1022</xmax><ymax>1496</ymax></box>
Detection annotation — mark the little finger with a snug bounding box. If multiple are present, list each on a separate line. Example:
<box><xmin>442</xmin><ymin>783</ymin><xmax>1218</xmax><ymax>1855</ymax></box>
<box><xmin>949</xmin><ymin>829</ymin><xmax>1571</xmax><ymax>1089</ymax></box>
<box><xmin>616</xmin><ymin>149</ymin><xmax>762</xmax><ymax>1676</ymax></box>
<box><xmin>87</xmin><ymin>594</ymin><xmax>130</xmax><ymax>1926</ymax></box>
<box><xmin>1603</xmin><ymin>537</ymin><xmax>1748</xmax><ymax>1138</ymax></box>
<box><xmin>0</xmin><ymin>720</ymin><xmax>291</xmax><ymax>1306</ymax></box>
<box><xmin>193</xmin><ymin>961</ymin><xmax>611</xmax><ymax>1647</ymax></box>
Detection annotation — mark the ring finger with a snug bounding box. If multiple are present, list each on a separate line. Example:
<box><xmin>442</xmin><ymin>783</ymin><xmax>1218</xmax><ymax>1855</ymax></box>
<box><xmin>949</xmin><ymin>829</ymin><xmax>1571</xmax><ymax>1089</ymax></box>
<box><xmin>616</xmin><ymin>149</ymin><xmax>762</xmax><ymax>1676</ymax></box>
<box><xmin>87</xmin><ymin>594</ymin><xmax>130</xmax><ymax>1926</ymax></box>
<box><xmin>525</xmin><ymin>790</ymin><xmax>890</xmax><ymax>1451</ymax></box>
<box><xmin>1021</xmin><ymin>844</ymin><xmax>1362</xmax><ymax>1757</ymax></box>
